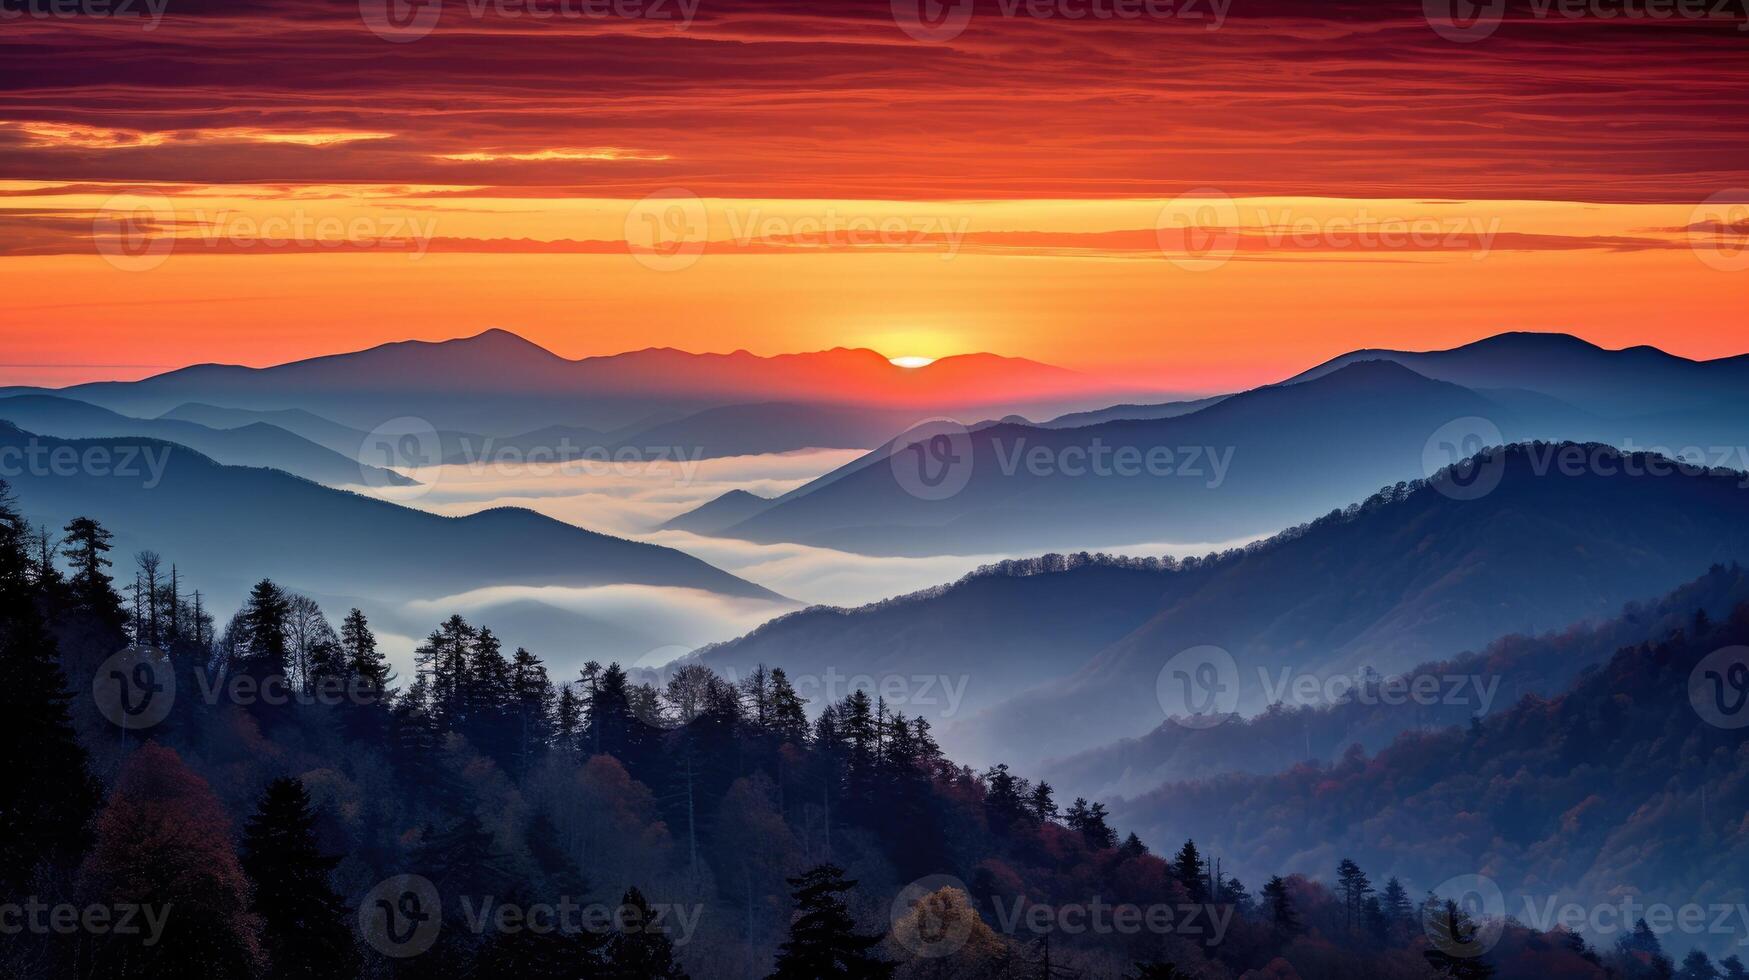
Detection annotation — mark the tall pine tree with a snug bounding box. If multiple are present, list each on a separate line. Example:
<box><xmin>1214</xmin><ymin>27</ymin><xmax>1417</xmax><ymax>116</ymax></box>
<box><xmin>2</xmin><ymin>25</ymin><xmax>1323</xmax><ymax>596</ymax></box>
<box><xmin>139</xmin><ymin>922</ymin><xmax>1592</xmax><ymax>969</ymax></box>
<box><xmin>769</xmin><ymin>864</ymin><xmax>894</xmax><ymax>979</ymax></box>
<box><xmin>240</xmin><ymin>777</ymin><xmax>360</xmax><ymax>980</ymax></box>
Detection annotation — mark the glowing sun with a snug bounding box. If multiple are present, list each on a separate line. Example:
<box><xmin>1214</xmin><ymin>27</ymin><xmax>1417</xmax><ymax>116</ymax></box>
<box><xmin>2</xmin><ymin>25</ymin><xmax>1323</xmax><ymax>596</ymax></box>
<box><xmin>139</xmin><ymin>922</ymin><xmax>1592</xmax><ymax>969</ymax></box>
<box><xmin>888</xmin><ymin>355</ymin><xmax>937</xmax><ymax>369</ymax></box>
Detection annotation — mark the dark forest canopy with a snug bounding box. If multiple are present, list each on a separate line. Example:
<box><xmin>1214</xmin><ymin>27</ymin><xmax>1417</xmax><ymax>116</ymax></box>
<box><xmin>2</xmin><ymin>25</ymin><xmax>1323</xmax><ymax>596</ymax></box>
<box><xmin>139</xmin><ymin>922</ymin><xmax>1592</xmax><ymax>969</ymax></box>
<box><xmin>0</xmin><ymin>484</ymin><xmax>1738</xmax><ymax>979</ymax></box>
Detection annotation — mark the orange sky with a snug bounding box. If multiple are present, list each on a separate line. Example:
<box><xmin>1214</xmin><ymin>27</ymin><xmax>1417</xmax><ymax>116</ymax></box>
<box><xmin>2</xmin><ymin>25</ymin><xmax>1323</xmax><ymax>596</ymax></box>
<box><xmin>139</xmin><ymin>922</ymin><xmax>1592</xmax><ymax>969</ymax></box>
<box><xmin>1</xmin><ymin>1</ymin><xmax>1746</xmax><ymax>390</ymax></box>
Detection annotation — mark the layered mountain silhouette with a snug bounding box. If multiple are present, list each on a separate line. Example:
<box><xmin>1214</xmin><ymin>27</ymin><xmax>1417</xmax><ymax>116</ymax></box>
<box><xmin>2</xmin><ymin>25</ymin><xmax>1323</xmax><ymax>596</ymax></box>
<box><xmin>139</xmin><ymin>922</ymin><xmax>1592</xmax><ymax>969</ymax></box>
<box><xmin>659</xmin><ymin>488</ymin><xmax>775</xmax><ymax>535</ymax></box>
<box><xmin>1</xmin><ymin>330</ymin><xmax>1134</xmax><ymax>442</ymax></box>
<box><xmin>0</xmin><ymin>394</ymin><xmax>411</xmax><ymax>487</ymax></box>
<box><xmin>1288</xmin><ymin>329</ymin><xmax>1749</xmax><ymax>420</ymax></box>
<box><xmin>0</xmin><ymin>423</ymin><xmax>780</xmax><ymax>615</ymax></box>
<box><xmin>1104</xmin><ymin>582</ymin><xmax>1749</xmax><ymax>959</ymax></box>
<box><xmin>685</xmin><ymin>337</ymin><xmax>1749</xmax><ymax>556</ymax></box>
<box><xmin>698</xmin><ymin>360</ymin><xmax>1533</xmax><ymax>555</ymax></box>
<box><xmin>1044</xmin><ymin>563</ymin><xmax>1749</xmax><ymax>800</ymax></box>
<box><xmin>696</xmin><ymin>443</ymin><xmax>1749</xmax><ymax>768</ymax></box>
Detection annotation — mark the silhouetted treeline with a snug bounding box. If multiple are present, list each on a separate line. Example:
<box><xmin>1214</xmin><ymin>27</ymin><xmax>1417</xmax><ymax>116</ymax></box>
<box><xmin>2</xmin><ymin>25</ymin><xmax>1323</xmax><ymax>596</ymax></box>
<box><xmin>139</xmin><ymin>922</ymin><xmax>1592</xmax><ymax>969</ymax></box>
<box><xmin>0</xmin><ymin>485</ymin><xmax>1708</xmax><ymax>979</ymax></box>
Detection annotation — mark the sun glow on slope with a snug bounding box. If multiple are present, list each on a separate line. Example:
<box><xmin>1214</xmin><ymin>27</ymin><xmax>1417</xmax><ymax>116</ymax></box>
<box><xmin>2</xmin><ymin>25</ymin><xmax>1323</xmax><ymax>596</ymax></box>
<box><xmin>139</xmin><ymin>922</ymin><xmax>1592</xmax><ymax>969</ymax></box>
<box><xmin>888</xmin><ymin>355</ymin><xmax>937</xmax><ymax>369</ymax></box>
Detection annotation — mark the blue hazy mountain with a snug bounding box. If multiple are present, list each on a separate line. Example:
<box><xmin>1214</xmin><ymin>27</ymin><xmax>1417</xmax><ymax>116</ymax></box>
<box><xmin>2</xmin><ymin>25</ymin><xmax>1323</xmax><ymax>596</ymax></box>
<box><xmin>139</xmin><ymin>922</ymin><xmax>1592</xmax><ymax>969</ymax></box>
<box><xmin>0</xmin><ymin>394</ymin><xmax>411</xmax><ymax>487</ymax></box>
<box><xmin>709</xmin><ymin>361</ymin><xmax>1540</xmax><ymax>556</ymax></box>
<box><xmin>0</xmin><ymin>423</ymin><xmax>780</xmax><ymax>609</ymax></box>
<box><xmin>1286</xmin><ymin>329</ymin><xmax>1749</xmax><ymax>419</ymax></box>
<box><xmin>1103</xmin><ymin>581</ymin><xmax>1749</xmax><ymax>962</ymax></box>
<box><xmin>1044</xmin><ymin>563</ymin><xmax>1749</xmax><ymax>800</ymax></box>
<box><xmin>696</xmin><ymin>443</ymin><xmax>1749</xmax><ymax>769</ymax></box>
<box><xmin>157</xmin><ymin>402</ymin><xmax>374</xmax><ymax>458</ymax></box>
<box><xmin>3</xmin><ymin>329</ymin><xmax>1117</xmax><ymax>441</ymax></box>
<box><xmin>659</xmin><ymin>489</ymin><xmax>776</xmax><ymax>536</ymax></box>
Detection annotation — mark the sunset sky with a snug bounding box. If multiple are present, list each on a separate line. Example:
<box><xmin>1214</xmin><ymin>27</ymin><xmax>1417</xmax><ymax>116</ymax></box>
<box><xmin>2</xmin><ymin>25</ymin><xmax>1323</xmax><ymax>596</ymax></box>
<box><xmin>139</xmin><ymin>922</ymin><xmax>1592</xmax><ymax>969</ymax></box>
<box><xmin>2</xmin><ymin>0</ymin><xmax>1746</xmax><ymax>390</ymax></box>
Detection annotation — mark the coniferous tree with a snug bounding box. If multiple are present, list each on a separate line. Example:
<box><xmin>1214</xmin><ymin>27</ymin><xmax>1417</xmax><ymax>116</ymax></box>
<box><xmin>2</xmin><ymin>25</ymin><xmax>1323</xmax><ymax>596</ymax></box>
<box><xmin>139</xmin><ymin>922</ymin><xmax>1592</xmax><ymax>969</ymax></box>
<box><xmin>0</xmin><ymin>484</ymin><xmax>100</xmax><ymax>889</ymax></box>
<box><xmin>1335</xmin><ymin>858</ymin><xmax>1372</xmax><ymax>932</ymax></box>
<box><xmin>61</xmin><ymin>515</ymin><xmax>125</xmax><ymax>627</ymax></box>
<box><xmin>240</xmin><ymin>777</ymin><xmax>360</xmax><ymax>980</ymax></box>
<box><xmin>603</xmin><ymin>887</ymin><xmax>690</xmax><ymax>978</ymax></box>
<box><xmin>1172</xmin><ymin>840</ymin><xmax>1208</xmax><ymax>902</ymax></box>
<box><xmin>1678</xmin><ymin>950</ymin><xmax>1722</xmax><ymax>980</ymax></box>
<box><xmin>1262</xmin><ymin>875</ymin><xmax>1299</xmax><ymax>936</ymax></box>
<box><xmin>1423</xmin><ymin>898</ymin><xmax>1496</xmax><ymax>979</ymax></box>
<box><xmin>1380</xmin><ymin>876</ymin><xmax>1412</xmax><ymax>926</ymax></box>
<box><xmin>1028</xmin><ymin>781</ymin><xmax>1059</xmax><ymax>823</ymax></box>
<box><xmin>1719</xmin><ymin>955</ymin><xmax>1748</xmax><ymax>980</ymax></box>
<box><xmin>509</xmin><ymin>646</ymin><xmax>554</xmax><ymax>773</ymax></box>
<box><xmin>769</xmin><ymin>667</ymin><xmax>809</xmax><ymax>744</ymax></box>
<box><xmin>769</xmin><ymin>864</ymin><xmax>894</xmax><ymax>979</ymax></box>
<box><xmin>240</xmin><ymin>578</ymin><xmax>293</xmax><ymax>683</ymax></box>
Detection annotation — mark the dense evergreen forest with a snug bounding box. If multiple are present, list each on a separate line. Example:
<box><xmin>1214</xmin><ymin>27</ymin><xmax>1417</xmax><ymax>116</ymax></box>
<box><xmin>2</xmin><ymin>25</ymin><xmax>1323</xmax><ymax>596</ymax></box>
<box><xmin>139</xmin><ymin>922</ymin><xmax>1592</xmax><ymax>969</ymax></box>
<box><xmin>0</xmin><ymin>481</ymin><xmax>1731</xmax><ymax>979</ymax></box>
